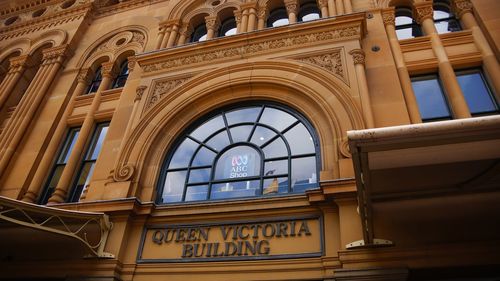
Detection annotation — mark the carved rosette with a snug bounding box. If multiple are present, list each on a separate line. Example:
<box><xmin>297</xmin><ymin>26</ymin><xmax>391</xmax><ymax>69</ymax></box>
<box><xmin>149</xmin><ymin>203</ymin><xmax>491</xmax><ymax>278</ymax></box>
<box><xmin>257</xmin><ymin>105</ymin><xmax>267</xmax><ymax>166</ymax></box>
<box><xmin>414</xmin><ymin>3</ymin><xmax>433</xmax><ymax>24</ymax></box>
<box><xmin>42</xmin><ymin>44</ymin><xmax>71</xmax><ymax>65</ymax></box>
<box><xmin>382</xmin><ymin>9</ymin><xmax>395</xmax><ymax>26</ymax></box>
<box><xmin>8</xmin><ymin>55</ymin><xmax>30</xmax><ymax>74</ymax></box>
<box><xmin>349</xmin><ymin>49</ymin><xmax>365</xmax><ymax>65</ymax></box>
<box><xmin>113</xmin><ymin>163</ymin><xmax>135</xmax><ymax>182</ymax></box>
<box><xmin>135</xmin><ymin>85</ymin><xmax>147</xmax><ymax>102</ymax></box>
<box><xmin>453</xmin><ymin>0</ymin><xmax>473</xmax><ymax>18</ymax></box>
<box><xmin>298</xmin><ymin>51</ymin><xmax>345</xmax><ymax>82</ymax></box>
<box><xmin>205</xmin><ymin>16</ymin><xmax>220</xmax><ymax>31</ymax></box>
<box><xmin>284</xmin><ymin>0</ymin><xmax>298</xmax><ymax>15</ymax></box>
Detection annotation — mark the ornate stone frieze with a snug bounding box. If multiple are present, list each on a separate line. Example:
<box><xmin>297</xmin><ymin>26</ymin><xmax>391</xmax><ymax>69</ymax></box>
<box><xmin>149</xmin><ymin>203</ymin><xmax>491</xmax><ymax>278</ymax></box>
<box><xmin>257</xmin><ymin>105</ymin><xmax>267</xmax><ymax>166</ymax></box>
<box><xmin>141</xmin><ymin>25</ymin><xmax>362</xmax><ymax>73</ymax></box>
<box><xmin>42</xmin><ymin>44</ymin><xmax>71</xmax><ymax>65</ymax></box>
<box><xmin>349</xmin><ymin>49</ymin><xmax>365</xmax><ymax>65</ymax></box>
<box><xmin>298</xmin><ymin>50</ymin><xmax>345</xmax><ymax>82</ymax></box>
<box><xmin>146</xmin><ymin>77</ymin><xmax>191</xmax><ymax>110</ymax></box>
<box><xmin>89</xmin><ymin>30</ymin><xmax>146</xmax><ymax>59</ymax></box>
<box><xmin>382</xmin><ymin>9</ymin><xmax>395</xmax><ymax>26</ymax></box>
<box><xmin>127</xmin><ymin>56</ymin><xmax>138</xmax><ymax>71</ymax></box>
<box><xmin>8</xmin><ymin>55</ymin><xmax>30</xmax><ymax>73</ymax></box>
<box><xmin>77</xmin><ymin>68</ymin><xmax>92</xmax><ymax>84</ymax></box>
<box><xmin>414</xmin><ymin>3</ymin><xmax>433</xmax><ymax>24</ymax></box>
<box><xmin>453</xmin><ymin>0</ymin><xmax>473</xmax><ymax>18</ymax></box>
<box><xmin>135</xmin><ymin>85</ymin><xmax>147</xmax><ymax>102</ymax></box>
<box><xmin>205</xmin><ymin>16</ymin><xmax>220</xmax><ymax>31</ymax></box>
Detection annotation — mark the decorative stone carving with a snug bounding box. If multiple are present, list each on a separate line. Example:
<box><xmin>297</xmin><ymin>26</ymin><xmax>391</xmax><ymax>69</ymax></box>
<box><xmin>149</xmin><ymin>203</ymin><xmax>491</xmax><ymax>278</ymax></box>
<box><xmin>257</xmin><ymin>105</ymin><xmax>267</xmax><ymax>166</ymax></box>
<box><xmin>205</xmin><ymin>16</ymin><xmax>220</xmax><ymax>31</ymax></box>
<box><xmin>257</xmin><ymin>7</ymin><xmax>267</xmax><ymax>20</ymax></box>
<box><xmin>349</xmin><ymin>49</ymin><xmax>365</xmax><ymax>65</ymax></box>
<box><xmin>101</xmin><ymin>62</ymin><xmax>116</xmax><ymax>77</ymax></box>
<box><xmin>8</xmin><ymin>55</ymin><xmax>30</xmax><ymax>73</ymax></box>
<box><xmin>284</xmin><ymin>0</ymin><xmax>299</xmax><ymax>15</ymax></box>
<box><xmin>339</xmin><ymin>139</ymin><xmax>351</xmax><ymax>158</ymax></box>
<box><xmin>146</xmin><ymin>77</ymin><xmax>190</xmax><ymax>110</ymax></box>
<box><xmin>77</xmin><ymin>68</ymin><xmax>92</xmax><ymax>84</ymax></box>
<box><xmin>233</xmin><ymin>10</ymin><xmax>243</xmax><ymax>24</ymax></box>
<box><xmin>382</xmin><ymin>10</ymin><xmax>395</xmax><ymax>26</ymax></box>
<box><xmin>298</xmin><ymin>51</ymin><xmax>345</xmax><ymax>81</ymax></box>
<box><xmin>453</xmin><ymin>0</ymin><xmax>473</xmax><ymax>18</ymax></box>
<box><xmin>90</xmin><ymin>30</ymin><xmax>146</xmax><ymax>59</ymax></box>
<box><xmin>127</xmin><ymin>56</ymin><xmax>137</xmax><ymax>71</ymax></box>
<box><xmin>113</xmin><ymin>163</ymin><xmax>135</xmax><ymax>182</ymax></box>
<box><xmin>318</xmin><ymin>0</ymin><xmax>328</xmax><ymax>9</ymax></box>
<box><xmin>141</xmin><ymin>25</ymin><xmax>361</xmax><ymax>73</ymax></box>
<box><xmin>414</xmin><ymin>4</ymin><xmax>433</xmax><ymax>24</ymax></box>
<box><xmin>135</xmin><ymin>85</ymin><xmax>147</xmax><ymax>102</ymax></box>
<box><xmin>42</xmin><ymin>44</ymin><xmax>71</xmax><ymax>64</ymax></box>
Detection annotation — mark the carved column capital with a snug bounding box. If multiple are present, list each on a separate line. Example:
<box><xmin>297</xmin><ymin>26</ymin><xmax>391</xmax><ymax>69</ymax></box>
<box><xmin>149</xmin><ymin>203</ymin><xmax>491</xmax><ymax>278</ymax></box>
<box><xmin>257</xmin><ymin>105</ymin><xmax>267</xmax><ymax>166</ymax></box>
<box><xmin>349</xmin><ymin>49</ymin><xmax>365</xmax><ymax>65</ymax></box>
<box><xmin>381</xmin><ymin>7</ymin><xmax>395</xmax><ymax>26</ymax></box>
<box><xmin>101</xmin><ymin>61</ymin><xmax>116</xmax><ymax>78</ymax></box>
<box><xmin>179</xmin><ymin>23</ymin><xmax>193</xmax><ymax>37</ymax></box>
<box><xmin>453</xmin><ymin>0</ymin><xmax>473</xmax><ymax>18</ymax></box>
<box><xmin>241</xmin><ymin>2</ymin><xmax>258</xmax><ymax>10</ymax></box>
<box><xmin>77</xmin><ymin>68</ymin><xmax>92</xmax><ymax>84</ymax></box>
<box><xmin>284</xmin><ymin>0</ymin><xmax>299</xmax><ymax>15</ymax></box>
<box><xmin>42</xmin><ymin>44</ymin><xmax>71</xmax><ymax>65</ymax></box>
<box><xmin>8</xmin><ymin>55</ymin><xmax>30</xmax><ymax>73</ymax></box>
<box><xmin>135</xmin><ymin>85</ymin><xmax>147</xmax><ymax>102</ymax></box>
<box><xmin>257</xmin><ymin>6</ymin><xmax>268</xmax><ymax>20</ymax></box>
<box><xmin>318</xmin><ymin>0</ymin><xmax>328</xmax><ymax>9</ymax></box>
<box><xmin>234</xmin><ymin>10</ymin><xmax>243</xmax><ymax>23</ymax></box>
<box><xmin>413</xmin><ymin>3</ymin><xmax>434</xmax><ymax>24</ymax></box>
<box><xmin>205</xmin><ymin>16</ymin><xmax>220</xmax><ymax>31</ymax></box>
<box><xmin>127</xmin><ymin>56</ymin><xmax>137</xmax><ymax>72</ymax></box>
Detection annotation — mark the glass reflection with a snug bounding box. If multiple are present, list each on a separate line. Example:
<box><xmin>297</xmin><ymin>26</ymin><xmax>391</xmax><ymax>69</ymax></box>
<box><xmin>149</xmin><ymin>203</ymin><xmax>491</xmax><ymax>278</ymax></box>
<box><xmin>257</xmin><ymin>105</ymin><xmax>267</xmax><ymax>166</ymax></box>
<box><xmin>192</xmin><ymin>147</ymin><xmax>216</xmax><ymax>166</ymax></box>
<box><xmin>292</xmin><ymin>157</ymin><xmax>317</xmax><ymax>192</ymax></box>
<box><xmin>284</xmin><ymin>123</ymin><xmax>315</xmax><ymax>155</ymax></box>
<box><xmin>230</xmin><ymin>125</ymin><xmax>253</xmax><ymax>142</ymax></box>
<box><xmin>190</xmin><ymin>116</ymin><xmax>225</xmax><ymax>141</ymax></box>
<box><xmin>211</xmin><ymin>180</ymin><xmax>260</xmax><ymax>199</ymax></box>
<box><xmin>214</xmin><ymin>146</ymin><xmax>261</xmax><ymax>180</ymax></box>
<box><xmin>259</xmin><ymin>107</ymin><xmax>297</xmax><ymax>131</ymax></box>
<box><xmin>188</xmin><ymin>168</ymin><xmax>211</xmax><ymax>183</ymax></box>
<box><xmin>226</xmin><ymin>107</ymin><xmax>260</xmax><ymax>125</ymax></box>
<box><xmin>185</xmin><ymin>185</ymin><xmax>208</xmax><ymax>201</ymax></box>
<box><xmin>206</xmin><ymin>130</ymin><xmax>230</xmax><ymax>151</ymax></box>
<box><xmin>162</xmin><ymin>171</ymin><xmax>186</xmax><ymax>203</ymax></box>
<box><xmin>411</xmin><ymin>76</ymin><xmax>451</xmax><ymax>120</ymax></box>
<box><xmin>250</xmin><ymin>126</ymin><xmax>276</xmax><ymax>146</ymax></box>
<box><xmin>169</xmin><ymin>138</ymin><xmax>198</xmax><ymax>169</ymax></box>
<box><xmin>264</xmin><ymin>160</ymin><xmax>288</xmax><ymax>176</ymax></box>
<box><xmin>262</xmin><ymin>137</ymin><xmax>288</xmax><ymax>158</ymax></box>
<box><xmin>457</xmin><ymin>71</ymin><xmax>498</xmax><ymax>114</ymax></box>
<box><xmin>263</xmin><ymin>177</ymin><xmax>288</xmax><ymax>194</ymax></box>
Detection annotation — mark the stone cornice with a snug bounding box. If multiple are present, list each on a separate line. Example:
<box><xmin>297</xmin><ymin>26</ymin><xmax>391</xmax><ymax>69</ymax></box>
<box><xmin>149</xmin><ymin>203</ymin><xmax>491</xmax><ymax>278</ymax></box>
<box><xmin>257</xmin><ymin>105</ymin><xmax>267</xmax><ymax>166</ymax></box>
<box><xmin>94</xmin><ymin>0</ymin><xmax>167</xmax><ymax>18</ymax></box>
<box><xmin>0</xmin><ymin>0</ymin><xmax>54</xmax><ymax>17</ymax></box>
<box><xmin>0</xmin><ymin>2</ymin><xmax>92</xmax><ymax>41</ymax></box>
<box><xmin>138</xmin><ymin>13</ymin><xmax>366</xmax><ymax>74</ymax></box>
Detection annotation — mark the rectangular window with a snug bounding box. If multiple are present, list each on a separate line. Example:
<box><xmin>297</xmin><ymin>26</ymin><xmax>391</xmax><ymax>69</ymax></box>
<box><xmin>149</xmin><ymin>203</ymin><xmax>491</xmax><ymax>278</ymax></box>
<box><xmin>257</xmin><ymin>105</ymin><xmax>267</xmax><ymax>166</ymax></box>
<box><xmin>38</xmin><ymin>127</ymin><xmax>80</xmax><ymax>204</ymax></box>
<box><xmin>456</xmin><ymin>69</ymin><xmax>498</xmax><ymax>116</ymax></box>
<box><xmin>411</xmin><ymin>75</ymin><xmax>452</xmax><ymax>121</ymax></box>
<box><xmin>67</xmin><ymin>123</ymin><xmax>109</xmax><ymax>203</ymax></box>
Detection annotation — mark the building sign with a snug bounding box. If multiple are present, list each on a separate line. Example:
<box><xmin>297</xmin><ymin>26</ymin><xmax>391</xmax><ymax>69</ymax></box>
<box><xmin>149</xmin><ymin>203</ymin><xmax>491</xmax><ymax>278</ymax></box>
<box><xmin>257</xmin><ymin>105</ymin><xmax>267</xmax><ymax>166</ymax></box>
<box><xmin>137</xmin><ymin>215</ymin><xmax>323</xmax><ymax>262</ymax></box>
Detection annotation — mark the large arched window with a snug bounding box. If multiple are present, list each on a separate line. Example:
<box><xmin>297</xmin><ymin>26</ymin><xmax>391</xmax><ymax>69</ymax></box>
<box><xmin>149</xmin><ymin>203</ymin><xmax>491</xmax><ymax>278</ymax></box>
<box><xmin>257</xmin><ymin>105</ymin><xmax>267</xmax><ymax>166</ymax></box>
<box><xmin>157</xmin><ymin>104</ymin><xmax>320</xmax><ymax>204</ymax></box>
<box><xmin>395</xmin><ymin>6</ymin><xmax>422</xmax><ymax>40</ymax></box>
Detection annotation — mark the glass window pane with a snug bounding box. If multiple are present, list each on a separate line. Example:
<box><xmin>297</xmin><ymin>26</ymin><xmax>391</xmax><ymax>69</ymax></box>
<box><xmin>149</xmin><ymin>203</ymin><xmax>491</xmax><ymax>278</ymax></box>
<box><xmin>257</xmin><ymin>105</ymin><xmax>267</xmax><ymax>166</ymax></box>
<box><xmin>457</xmin><ymin>72</ymin><xmax>497</xmax><ymax>114</ymax></box>
<box><xmin>263</xmin><ymin>177</ymin><xmax>288</xmax><ymax>195</ymax></box>
<box><xmin>395</xmin><ymin>16</ymin><xmax>413</xmax><ymax>26</ymax></box>
<box><xmin>185</xmin><ymin>185</ymin><xmax>208</xmax><ymax>202</ymax></box>
<box><xmin>301</xmin><ymin>13</ymin><xmax>320</xmax><ymax>22</ymax></box>
<box><xmin>412</xmin><ymin>77</ymin><xmax>451</xmax><ymax>120</ymax></box>
<box><xmin>39</xmin><ymin>165</ymin><xmax>65</xmax><ymax>204</ymax></box>
<box><xmin>250</xmin><ymin>125</ymin><xmax>276</xmax><ymax>146</ymax></box>
<box><xmin>262</xmin><ymin>137</ymin><xmax>288</xmax><ymax>158</ymax></box>
<box><xmin>169</xmin><ymin>138</ymin><xmax>198</xmax><ymax>169</ymax></box>
<box><xmin>70</xmin><ymin>162</ymin><xmax>95</xmax><ymax>202</ymax></box>
<box><xmin>291</xmin><ymin>157</ymin><xmax>317</xmax><ymax>192</ymax></box>
<box><xmin>210</xmin><ymin>180</ymin><xmax>260</xmax><ymax>200</ymax></box>
<box><xmin>433</xmin><ymin>10</ymin><xmax>450</xmax><ymax>20</ymax></box>
<box><xmin>272</xmin><ymin>18</ymin><xmax>289</xmax><ymax>27</ymax></box>
<box><xmin>226</xmin><ymin>107</ymin><xmax>260</xmax><ymax>125</ymax></box>
<box><xmin>206</xmin><ymin>130</ymin><xmax>230</xmax><ymax>151</ymax></box>
<box><xmin>58</xmin><ymin>129</ymin><xmax>79</xmax><ymax>164</ymax></box>
<box><xmin>88</xmin><ymin>125</ymin><xmax>108</xmax><ymax>160</ymax></box>
<box><xmin>192</xmin><ymin>147</ymin><xmax>217</xmax><ymax>167</ymax></box>
<box><xmin>434</xmin><ymin>21</ymin><xmax>451</xmax><ymax>34</ymax></box>
<box><xmin>162</xmin><ymin>170</ymin><xmax>187</xmax><ymax>203</ymax></box>
<box><xmin>190</xmin><ymin>115</ymin><xmax>225</xmax><ymax>141</ymax></box>
<box><xmin>264</xmin><ymin>159</ymin><xmax>288</xmax><ymax>176</ymax></box>
<box><xmin>214</xmin><ymin>146</ymin><xmax>261</xmax><ymax>180</ymax></box>
<box><xmin>396</xmin><ymin>27</ymin><xmax>414</xmax><ymax>40</ymax></box>
<box><xmin>284</xmin><ymin>123</ymin><xmax>315</xmax><ymax>155</ymax></box>
<box><xmin>259</xmin><ymin>107</ymin><xmax>297</xmax><ymax>131</ymax></box>
<box><xmin>188</xmin><ymin>168</ymin><xmax>211</xmax><ymax>183</ymax></box>
<box><xmin>230</xmin><ymin>125</ymin><xmax>253</xmax><ymax>142</ymax></box>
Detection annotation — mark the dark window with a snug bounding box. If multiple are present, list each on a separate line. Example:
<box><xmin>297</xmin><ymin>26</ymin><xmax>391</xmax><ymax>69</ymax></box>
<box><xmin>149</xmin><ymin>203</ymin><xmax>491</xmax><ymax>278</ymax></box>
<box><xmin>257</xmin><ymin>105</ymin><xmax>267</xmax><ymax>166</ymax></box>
<box><xmin>157</xmin><ymin>104</ymin><xmax>320</xmax><ymax>204</ymax></box>
<box><xmin>456</xmin><ymin>69</ymin><xmax>498</xmax><ymax>115</ymax></box>
<box><xmin>219</xmin><ymin>17</ymin><xmax>237</xmax><ymax>37</ymax></box>
<box><xmin>267</xmin><ymin>8</ymin><xmax>289</xmax><ymax>27</ymax></box>
<box><xmin>67</xmin><ymin>123</ymin><xmax>109</xmax><ymax>202</ymax></box>
<box><xmin>298</xmin><ymin>1</ymin><xmax>321</xmax><ymax>22</ymax></box>
<box><xmin>395</xmin><ymin>6</ymin><xmax>423</xmax><ymax>40</ymax></box>
<box><xmin>85</xmin><ymin>66</ymin><xmax>102</xmax><ymax>94</ymax></box>
<box><xmin>411</xmin><ymin>75</ymin><xmax>452</xmax><ymax>121</ymax></box>
<box><xmin>111</xmin><ymin>60</ymin><xmax>129</xmax><ymax>89</ymax></box>
<box><xmin>38</xmin><ymin>128</ymin><xmax>80</xmax><ymax>204</ymax></box>
<box><xmin>190</xmin><ymin>23</ymin><xmax>208</xmax><ymax>42</ymax></box>
<box><xmin>433</xmin><ymin>1</ymin><xmax>461</xmax><ymax>34</ymax></box>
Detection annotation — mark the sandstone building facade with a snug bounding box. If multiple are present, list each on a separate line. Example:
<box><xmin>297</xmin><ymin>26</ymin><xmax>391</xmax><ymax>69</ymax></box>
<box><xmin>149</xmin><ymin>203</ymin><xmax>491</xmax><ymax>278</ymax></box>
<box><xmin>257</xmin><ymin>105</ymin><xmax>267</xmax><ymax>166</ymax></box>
<box><xmin>0</xmin><ymin>0</ymin><xmax>499</xmax><ymax>280</ymax></box>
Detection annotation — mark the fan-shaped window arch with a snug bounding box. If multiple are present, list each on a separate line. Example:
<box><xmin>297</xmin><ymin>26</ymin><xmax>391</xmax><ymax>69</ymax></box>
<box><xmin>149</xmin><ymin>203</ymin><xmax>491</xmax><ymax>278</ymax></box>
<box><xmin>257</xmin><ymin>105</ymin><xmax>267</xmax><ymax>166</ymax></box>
<box><xmin>395</xmin><ymin>6</ymin><xmax>422</xmax><ymax>40</ymax></box>
<box><xmin>433</xmin><ymin>0</ymin><xmax>461</xmax><ymax>34</ymax></box>
<box><xmin>111</xmin><ymin>60</ymin><xmax>129</xmax><ymax>89</ymax></box>
<box><xmin>157</xmin><ymin>103</ymin><xmax>320</xmax><ymax>204</ymax></box>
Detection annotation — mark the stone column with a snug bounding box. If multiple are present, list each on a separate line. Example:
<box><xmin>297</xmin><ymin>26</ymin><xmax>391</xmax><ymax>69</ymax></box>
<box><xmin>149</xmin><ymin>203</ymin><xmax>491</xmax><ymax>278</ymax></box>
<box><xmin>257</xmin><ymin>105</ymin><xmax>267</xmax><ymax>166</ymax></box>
<box><xmin>205</xmin><ymin>16</ymin><xmax>220</xmax><ymax>40</ymax></box>
<box><xmin>285</xmin><ymin>0</ymin><xmax>298</xmax><ymax>24</ymax></box>
<box><xmin>453</xmin><ymin>0</ymin><xmax>500</xmax><ymax>98</ymax></box>
<box><xmin>22</xmin><ymin>68</ymin><xmax>92</xmax><ymax>203</ymax></box>
<box><xmin>241</xmin><ymin>8</ymin><xmax>249</xmax><ymax>33</ymax></box>
<box><xmin>160</xmin><ymin>24</ymin><xmax>172</xmax><ymax>49</ymax></box>
<box><xmin>234</xmin><ymin>10</ymin><xmax>243</xmax><ymax>33</ymax></box>
<box><xmin>166</xmin><ymin>20</ymin><xmax>180</xmax><ymax>48</ymax></box>
<box><xmin>0</xmin><ymin>55</ymin><xmax>30</xmax><ymax>110</ymax></box>
<box><xmin>0</xmin><ymin>45</ymin><xmax>70</xmax><ymax>178</ymax></box>
<box><xmin>343</xmin><ymin>0</ymin><xmax>352</xmax><ymax>14</ymax></box>
<box><xmin>48</xmin><ymin>62</ymin><xmax>115</xmax><ymax>204</ymax></box>
<box><xmin>349</xmin><ymin>49</ymin><xmax>375</xmax><ymax>128</ymax></box>
<box><xmin>415</xmin><ymin>3</ymin><xmax>471</xmax><ymax>118</ymax></box>
<box><xmin>318</xmin><ymin>0</ymin><xmax>329</xmax><ymax>18</ymax></box>
<box><xmin>335</xmin><ymin>0</ymin><xmax>345</xmax><ymax>15</ymax></box>
<box><xmin>177</xmin><ymin>23</ymin><xmax>191</xmax><ymax>45</ymax></box>
<box><xmin>328</xmin><ymin>0</ymin><xmax>337</xmax><ymax>16</ymax></box>
<box><xmin>155</xmin><ymin>25</ymin><xmax>166</xmax><ymax>50</ymax></box>
<box><xmin>257</xmin><ymin>7</ymin><xmax>268</xmax><ymax>30</ymax></box>
<box><xmin>247</xmin><ymin>5</ymin><xmax>258</xmax><ymax>32</ymax></box>
<box><xmin>382</xmin><ymin>8</ymin><xmax>422</xmax><ymax>123</ymax></box>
